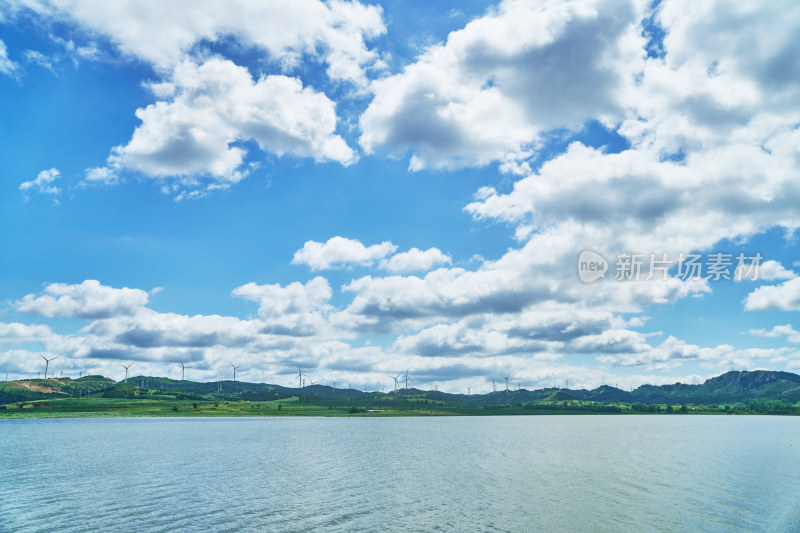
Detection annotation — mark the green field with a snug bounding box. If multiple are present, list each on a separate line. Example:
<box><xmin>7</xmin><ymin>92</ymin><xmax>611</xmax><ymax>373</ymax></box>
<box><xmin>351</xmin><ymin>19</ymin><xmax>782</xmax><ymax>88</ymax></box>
<box><xmin>2</xmin><ymin>371</ymin><xmax>799</xmax><ymax>419</ymax></box>
<box><xmin>0</xmin><ymin>395</ymin><xmax>777</xmax><ymax>419</ymax></box>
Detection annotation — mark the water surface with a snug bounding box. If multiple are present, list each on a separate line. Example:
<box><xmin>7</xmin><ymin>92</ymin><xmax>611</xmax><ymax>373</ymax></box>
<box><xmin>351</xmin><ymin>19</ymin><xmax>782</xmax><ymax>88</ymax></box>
<box><xmin>1</xmin><ymin>415</ymin><xmax>799</xmax><ymax>532</ymax></box>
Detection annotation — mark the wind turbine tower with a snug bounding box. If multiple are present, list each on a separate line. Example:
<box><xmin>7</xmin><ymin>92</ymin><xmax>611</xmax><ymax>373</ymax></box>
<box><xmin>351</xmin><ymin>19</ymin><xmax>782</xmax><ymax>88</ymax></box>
<box><xmin>229</xmin><ymin>362</ymin><xmax>243</xmax><ymax>382</ymax></box>
<box><xmin>404</xmin><ymin>370</ymin><xmax>409</xmax><ymax>391</ymax></box>
<box><xmin>121</xmin><ymin>362</ymin><xmax>134</xmax><ymax>383</ymax></box>
<box><xmin>504</xmin><ymin>373</ymin><xmax>511</xmax><ymax>396</ymax></box>
<box><xmin>297</xmin><ymin>366</ymin><xmax>305</xmax><ymax>389</ymax></box>
<box><xmin>389</xmin><ymin>373</ymin><xmax>401</xmax><ymax>395</ymax></box>
<box><xmin>40</xmin><ymin>354</ymin><xmax>59</xmax><ymax>380</ymax></box>
<box><xmin>179</xmin><ymin>360</ymin><xmax>185</xmax><ymax>381</ymax></box>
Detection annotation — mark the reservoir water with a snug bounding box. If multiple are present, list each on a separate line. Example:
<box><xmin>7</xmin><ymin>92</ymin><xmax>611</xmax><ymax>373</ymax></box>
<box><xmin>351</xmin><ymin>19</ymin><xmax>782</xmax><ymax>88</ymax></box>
<box><xmin>1</xmin><ymin>415</ymin><xmax>799</xmax><ymax>532</ymax></box>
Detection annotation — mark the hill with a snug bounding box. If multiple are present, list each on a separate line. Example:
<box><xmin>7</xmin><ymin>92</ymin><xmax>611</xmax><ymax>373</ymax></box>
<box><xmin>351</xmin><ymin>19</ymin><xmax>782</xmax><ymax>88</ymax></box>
<box><xmin>630</xmin><ymin>370</ymin><xmax>800</xmax><ymax>404</ymax></box>
<box><xmin>3</xmin><ymin>370</ymin><xmax>800</xmax><ymax>410</ymax></box>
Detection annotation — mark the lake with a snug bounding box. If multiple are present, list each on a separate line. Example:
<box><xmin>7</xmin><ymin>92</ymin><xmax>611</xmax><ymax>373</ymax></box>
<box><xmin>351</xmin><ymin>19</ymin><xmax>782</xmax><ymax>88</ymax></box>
<box><xmin>1</xmin><ymin>415</ymin><xmax>799</xmax><ymax>532</ymax></box>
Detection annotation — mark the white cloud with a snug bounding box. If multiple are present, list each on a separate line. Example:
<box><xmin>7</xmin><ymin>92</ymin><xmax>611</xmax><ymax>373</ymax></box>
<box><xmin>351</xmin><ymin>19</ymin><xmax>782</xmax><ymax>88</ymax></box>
<box><xmin>744</xmin><ymin>277</ymin><xmax>800</xmax><ymax>311</ymax></box>
<box><xmin>232</xmin><ymin>277</ymin><xmax>334</xmax><ymax>337</ymax></box>
<box><xmin>466</xmin><ymin>135</ymin><xmax>800</xmax><ymax>256</ymax></box>
<box><xmin>5</xmin><ymin>2</ymin><xmax>800</xmax><ymax>390</ymax></box>
<box><xmin>16</xmin><ymin>280</ymin><xmax>150</xmax><ymax>319</ymax></box>
<box><xmin>342</xmin><ymin>222</ymin><xmax>709</xmax><ymax>335</ymax></box>
<box><xmin>19</xmin><ymin>167</ymin><xmax>61</xmax><ymax>202</ymax></box>
<box><xmin>360</xmin><ymin>0</ymin><xmax>643</xmax><ymax>169</ymax></box>
<box><xmin>292</xmin><ymin>236</ymin><xmax>396</xmax><ymax>270</ymax></box>
<box><xmin>24</xmin><ymin>49</ymin><xmax>56</xmax><ymax>71</ymax></box>
<box><xmin>380</xmin><ymin>247</ymin><xmax>451</xmax><ymax>273</ymax></box>
<box><xmin>0</xmin><ymin>39</ymin><xmax>18</xmax><ymax>76</ymax></box>
<box><xmin>758</xmin><ymin>261</ymin><xmax>797</xmax><ymax>281</ymax></box>
<box><xmin>81</xmin><ymin>309</ymin><xmax>264</xmax><ymax>351</ymax></box>
<box><xmin>0</xmin><ymin>275</ymin><xmax>794</xmax><ymax>391</ymax></box>
<box><xmin>749</xmin><ymin>324</ymin><xmax>800</xmax><ymax>344</ymax></box>
<box><xmin>593</xmin><ymin>334</ymin><xmax>800</xmax><ymax>370</ymax></box>
<box><xmin>18</xmin><ymin>0</ymin><xmax>385</xmax><ymax>86</ymax></box>
<box><xmin>82</xmin><ymin>165</ymin><xmax>117</xmax><ymax>185</ymax></box>
<box><xmin>9</xmin><ymin>1</ymin><xmax>382</xmax><ymax>194</ymax></box>
<box><xmin>94</xmin><ymin>58</ymin><xmax>355</xmax><ymax>194</ymax></box>
<box><xmin>734</xmin><ymin>259</ymin><xmax>796</xmax><ymax>282</ymax></box>
<box><xmin>0</xmin><ymin>323</ymin><xmax>58</xmax><ymax>348</ymax></box>
<box><xmin>392</xmin><ymin>320</ymin><xmax>556</xmax><ymax>359</ymax></box>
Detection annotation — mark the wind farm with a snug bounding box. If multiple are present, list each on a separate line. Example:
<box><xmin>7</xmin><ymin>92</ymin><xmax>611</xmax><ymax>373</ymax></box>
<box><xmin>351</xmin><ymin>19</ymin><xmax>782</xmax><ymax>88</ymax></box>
<box><xmin>2</xmin><ymin>369</ymin><xmax>800</xmax><ymax>419</ymax></box>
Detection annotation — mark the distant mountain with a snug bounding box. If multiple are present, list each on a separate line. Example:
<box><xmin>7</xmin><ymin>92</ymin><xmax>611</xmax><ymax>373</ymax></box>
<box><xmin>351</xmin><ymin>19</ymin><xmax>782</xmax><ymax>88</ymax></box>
<box><xmin>630</xmin><ymin>370</ymin><xmax>800</xmax><ymax>404</ymax></box>
<box><xmin>3</xmin><ymin>370</ymin><xmax>800</xmax><ymax>406</ymax></box>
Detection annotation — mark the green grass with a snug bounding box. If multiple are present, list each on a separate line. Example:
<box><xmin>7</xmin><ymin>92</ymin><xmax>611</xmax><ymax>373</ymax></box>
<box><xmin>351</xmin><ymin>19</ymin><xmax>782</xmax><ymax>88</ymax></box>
<box><xmin>2</xmin><ymin>391</ymin><xmax>797</xmax><ymax>419</ymax></box>
<box><xmin>0</xmin><ymin>396</ymin><xmax>612</xmax><ymax>418</ymax></box>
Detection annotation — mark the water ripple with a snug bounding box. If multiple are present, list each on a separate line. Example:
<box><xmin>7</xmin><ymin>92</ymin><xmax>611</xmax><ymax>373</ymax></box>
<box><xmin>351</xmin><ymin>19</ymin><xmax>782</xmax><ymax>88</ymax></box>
<box><xmin>1</xmin><ymin>416</ymin><xmax>799</xmax><ymax>532</ymax></box>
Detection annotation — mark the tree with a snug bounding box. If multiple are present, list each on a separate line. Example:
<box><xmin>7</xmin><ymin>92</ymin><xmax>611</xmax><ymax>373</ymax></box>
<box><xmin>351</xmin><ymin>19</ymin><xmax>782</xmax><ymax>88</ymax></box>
<box><xmin>666</xmin><ymin>404</ymin><xmax>674</xmax><ymax>414</ymax></box>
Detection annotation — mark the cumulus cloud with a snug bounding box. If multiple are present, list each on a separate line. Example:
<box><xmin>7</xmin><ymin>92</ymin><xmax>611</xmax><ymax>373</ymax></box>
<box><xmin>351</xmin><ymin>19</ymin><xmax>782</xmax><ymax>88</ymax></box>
<box><xmin>594</xmin><ymin>335</ymin><xmax>800</xmax><ymax>370</ymax></box>
<box><xmin>0</xmin><ymin>323</ymin><xmax>58</xmax><ymax>348</ymax></box>
<box><xmin>0</xmin><ymin>276</ymin><xmax>794</xmax><ymax>390</ymax></box>
<box><xmin>749</xmin><ymin>324</ymin><xmax>800</xmax><ymax>344</ymax></box>
<box><xmin>16</xmin><ymin>280</ymin><xmax>150</xmax><ymax>319</ymax></box>
<box><xmin>19</xmin><ymin>168</ymin><xmax>61</xmax><ymax>201</ymax></box>
<box><xmin>380</xmin><ymin>247</ymin><xmax>451</xmax><ymax>273</ymax></box>
<box><xmin>292</xmin><ymin>237</ymin><xmax>396</xmax><ymax>270</ymax></box>
<box><xmin>466</xmin><ymin>136</ymin><xmax>800</xmax><ymax>256</ymax></box>
<box><xmin>734</xmin><ymin>260</ymin><xmax>796</xmax><ymax>282</ymax></box>
<box><xmin>744</xmin><ymin>278</ymin><xmax>800</xmax><ymax>311</ymax></box>
<box><xmin>5</xmin><ymin>2</ymin><xmax>800</xmax><ymax>390</ymax></box>
<box><xmin>232</xmin><ymin>277</ymin><xmax>334</xmax><ymax>336</ymax></box>
<box><xmin>83</xmin><ymin>310</ymin><xmax>262</xmax><ymax>350</ymax></box>
<box><xmin>392</xmin><ymin>321</ymin><xmax>553</xmax><ymax>359</ymax></box>
<box><xmin>16</xmin><ymin>0</ymin><xmax>385</xmax><ymax>86</ymax></box>
<box><xmin>360</xmin><ymin>0</ymin><xmax>642</xmax><ymax>170</ymax></box>
<box><xmin>7</xmin><ymin>1</ymin><xmax>382</xmax><ymax>195</ymax></box>
<box><xmin>92</xmin><ymin>58</ymin><xmax>355</xmax><ymax>194</ymax></box>
<box><xmin>342</xmin><ymin>222</ymin><xmax>708</xmax><ymax>335</ymax></box>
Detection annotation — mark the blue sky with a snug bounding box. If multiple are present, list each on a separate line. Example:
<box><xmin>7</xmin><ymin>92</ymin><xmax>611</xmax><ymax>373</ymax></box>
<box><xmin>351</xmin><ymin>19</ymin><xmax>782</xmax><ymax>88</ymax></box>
<box><xmin>1</xmin><ymin>0</ymin><xmax>799</xmax><ymax>391</ymax></box>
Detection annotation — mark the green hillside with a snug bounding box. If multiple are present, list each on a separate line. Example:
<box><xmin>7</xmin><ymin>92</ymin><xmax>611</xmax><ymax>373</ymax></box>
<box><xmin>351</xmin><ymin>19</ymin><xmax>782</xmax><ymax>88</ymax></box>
<box><xmin>2</xmin><ymin>370</ymin><xmax>800</xmax><ymax>418</ymax></box>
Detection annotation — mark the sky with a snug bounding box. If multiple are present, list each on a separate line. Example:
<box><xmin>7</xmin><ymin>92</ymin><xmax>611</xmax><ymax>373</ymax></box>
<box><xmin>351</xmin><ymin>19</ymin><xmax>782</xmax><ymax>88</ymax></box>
<box><xmin>1</xmin><ymin>0</ymin><xmax>800</xmax><ymax>392</ymax></box>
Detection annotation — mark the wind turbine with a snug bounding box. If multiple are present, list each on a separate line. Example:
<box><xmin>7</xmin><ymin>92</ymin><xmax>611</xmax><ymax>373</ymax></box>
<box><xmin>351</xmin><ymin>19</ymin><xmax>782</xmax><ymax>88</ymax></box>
<box><xmin>504</xmin><ymin>372</ymin><xmax>511</xmax><ymax>395</ymax></box>
<box><xmin>389</xmin><ymin>373</ymin><xmax>401</xmax><ymax>395</ymax></box>
<box><xmin>297</xmin><ymin>366</ymin><xmax>305</xmax><ymax>389</ymax></box>
<box><xmin>40</xmin><ymin>354</ymin><xmax>59</xmax><ymax>380</ymax></box>
<box><xmin>229</xmin><ymin>362</ymin><xmax>243</xmax><ymax>382</ymax></box>
<box><xmin>404</xmin><ymin>370</ymin><xmax>409</xmax><ymax>391</ymax></box>
<box><xmin>121</xmin><ymin>362</ymin><xmax>134</xmax><ymax>383</ymax></box>
<box><xmin>179</xmin><ymin>360</ymin><xmax>186</xmax><ymax>381</ymax></box>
